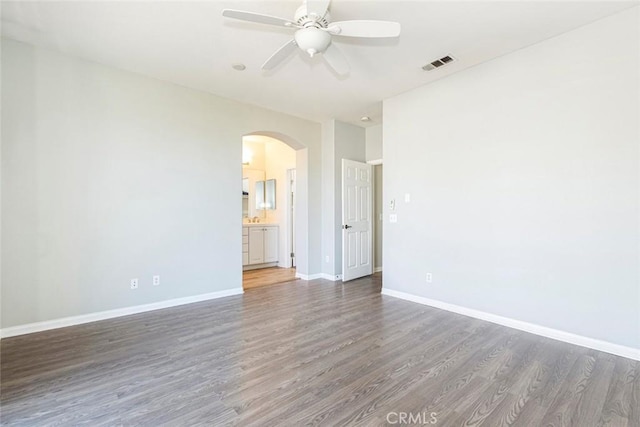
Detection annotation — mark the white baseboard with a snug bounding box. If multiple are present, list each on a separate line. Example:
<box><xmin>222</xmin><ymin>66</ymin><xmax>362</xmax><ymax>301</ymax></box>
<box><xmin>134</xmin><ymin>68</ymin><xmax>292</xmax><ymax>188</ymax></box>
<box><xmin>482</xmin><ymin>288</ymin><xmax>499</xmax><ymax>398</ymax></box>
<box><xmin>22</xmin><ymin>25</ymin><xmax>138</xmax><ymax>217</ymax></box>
<box><xmin>321</xmin><ymin>273</ymin><xmax>343</xmax><ymax>281</ymax></box>
<box><xmin>295</xmin><ymin>273</ymin><xmax>324</xmax><ymax>280</ymax></box>
<box><xmin>243</xmin><ymin>262</ymin><xmax>278</xmax><ymax>271</ymax></box>
<box><xmin>381</xmin><ymin>288</ymin><xmax>640</xmax><ymax>361</ymax></box>
<box><xmin>0</xmin><ymin>288</ymin><xmax>244</xmax><ymax>339</ymax></box>
<box><xmin>294</xmin><ymin>273</ymin><xmax>343</xmax><ymax>281</ymax></box>
<box><xmin>374</xmin><ymin>267</ymin><xmax>383</xmax><ymax>273</ymax></box>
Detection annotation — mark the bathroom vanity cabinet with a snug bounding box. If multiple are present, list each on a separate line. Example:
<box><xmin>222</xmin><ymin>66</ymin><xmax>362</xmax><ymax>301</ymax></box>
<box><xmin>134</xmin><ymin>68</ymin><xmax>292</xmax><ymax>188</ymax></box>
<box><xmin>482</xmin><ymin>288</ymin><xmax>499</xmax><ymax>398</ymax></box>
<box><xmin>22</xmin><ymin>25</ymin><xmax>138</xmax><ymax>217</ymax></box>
<box><xmin>242</xmin><ymin>225</ymin><xmax>278</xmax><ymax>269</ymax></box>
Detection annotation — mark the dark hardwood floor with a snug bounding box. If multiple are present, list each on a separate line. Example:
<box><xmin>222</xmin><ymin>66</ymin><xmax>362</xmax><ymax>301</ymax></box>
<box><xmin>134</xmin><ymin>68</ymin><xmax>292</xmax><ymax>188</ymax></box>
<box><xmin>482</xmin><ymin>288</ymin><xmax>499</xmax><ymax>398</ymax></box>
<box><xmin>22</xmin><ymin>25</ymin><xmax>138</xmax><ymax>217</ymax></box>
<box><xmin>1</xmin><ymin>275</ymin><xmax>638</xmax><ymax>426</ymax></box>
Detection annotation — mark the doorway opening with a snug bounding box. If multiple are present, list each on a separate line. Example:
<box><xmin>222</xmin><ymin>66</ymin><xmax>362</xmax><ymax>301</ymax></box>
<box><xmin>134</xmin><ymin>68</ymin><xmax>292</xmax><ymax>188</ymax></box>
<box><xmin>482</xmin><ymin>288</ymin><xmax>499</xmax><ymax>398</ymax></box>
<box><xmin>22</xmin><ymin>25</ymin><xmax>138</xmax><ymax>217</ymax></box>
<box><xmin>241</xmin><ymin>134</ymin><xmax>300</xmax><ymax>290</ymax></box>
<box><xmin>372</xmin><ymin>163</ymin><xmax>383</xmax><ymax>277</ymax></box>
<box><xmin>339</xmin><ymin>158</ymin><xmax>383</xmax><ymax>283</ymax></box>
<box><xmin>341</xmin><ymin>159</ymin><xmax>374</xmax><ymax>281</ymax></box>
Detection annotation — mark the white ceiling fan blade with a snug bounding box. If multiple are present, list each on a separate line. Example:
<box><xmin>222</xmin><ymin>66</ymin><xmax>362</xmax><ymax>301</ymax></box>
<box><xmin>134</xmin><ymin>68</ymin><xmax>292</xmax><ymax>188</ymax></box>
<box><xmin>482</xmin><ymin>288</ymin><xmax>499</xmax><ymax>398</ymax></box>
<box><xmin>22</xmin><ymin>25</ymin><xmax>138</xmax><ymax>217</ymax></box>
<box><xmin>222</xmin><ymin>9</ymin><xmax>295</xmax><ymax>28</ymax></box>
<box><xmin>328</xmin><ymin>20</ymin><xmax>401</xmax><ymax>38</ymax></box>
<box><xmin>305</xmin><ymin>0</ymin><xmax>330</xmax><ymax>18</ymax></box>
<box><xmin>262</xmin><ymin>39</ymin><xmax>298</xmax><ymax>70</ymax></box>
<box><xmin>322</xmin><ymin>43</ymin><xmax>349</xmax><ymax>76</ymax></box>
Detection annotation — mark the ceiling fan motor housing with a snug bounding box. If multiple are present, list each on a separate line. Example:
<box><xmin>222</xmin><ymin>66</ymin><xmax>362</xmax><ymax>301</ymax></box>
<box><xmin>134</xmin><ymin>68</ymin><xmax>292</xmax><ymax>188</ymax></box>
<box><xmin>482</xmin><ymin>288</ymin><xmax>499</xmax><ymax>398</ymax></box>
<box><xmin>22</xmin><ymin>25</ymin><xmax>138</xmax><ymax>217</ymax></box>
<box><xmin>295</xmin><ymin>27</ymin><xmax>331</xmax><ymax>57</ymax></box>
<box><xmin>294</xmin><ymin>5</ymin><xmax>331</xmax><ymax>28</ymax></box>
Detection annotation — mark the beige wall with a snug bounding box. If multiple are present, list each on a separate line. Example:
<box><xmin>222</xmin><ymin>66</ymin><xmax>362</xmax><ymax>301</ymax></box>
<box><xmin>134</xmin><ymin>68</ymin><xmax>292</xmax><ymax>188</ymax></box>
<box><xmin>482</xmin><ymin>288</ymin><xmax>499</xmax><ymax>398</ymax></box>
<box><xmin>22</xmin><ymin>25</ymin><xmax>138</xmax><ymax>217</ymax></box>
<box><xmin>242</xmin><ymin>138</ymin><xmax>266</xmax><ymax>172</ymax></box>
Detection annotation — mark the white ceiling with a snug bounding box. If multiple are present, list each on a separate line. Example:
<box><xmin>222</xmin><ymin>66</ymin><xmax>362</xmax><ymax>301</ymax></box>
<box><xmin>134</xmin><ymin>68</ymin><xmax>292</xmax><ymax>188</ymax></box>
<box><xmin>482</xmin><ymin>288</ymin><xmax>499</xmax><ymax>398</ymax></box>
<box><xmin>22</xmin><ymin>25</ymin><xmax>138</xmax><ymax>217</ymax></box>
<box><xmin>1</xmin><ymin>1</ymin><xmax>637</xmax><ymax>127</ymax></box>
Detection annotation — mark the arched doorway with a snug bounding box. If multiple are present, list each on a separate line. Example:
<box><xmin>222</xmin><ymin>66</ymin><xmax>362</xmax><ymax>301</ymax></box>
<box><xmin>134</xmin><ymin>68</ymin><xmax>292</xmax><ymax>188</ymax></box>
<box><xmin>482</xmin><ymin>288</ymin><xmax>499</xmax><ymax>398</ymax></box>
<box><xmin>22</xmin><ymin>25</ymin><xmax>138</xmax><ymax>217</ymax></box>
<box><xmin>240</xmin><ymin>132</ymin><xmax>307</xmax><ymax>289</ymax></box>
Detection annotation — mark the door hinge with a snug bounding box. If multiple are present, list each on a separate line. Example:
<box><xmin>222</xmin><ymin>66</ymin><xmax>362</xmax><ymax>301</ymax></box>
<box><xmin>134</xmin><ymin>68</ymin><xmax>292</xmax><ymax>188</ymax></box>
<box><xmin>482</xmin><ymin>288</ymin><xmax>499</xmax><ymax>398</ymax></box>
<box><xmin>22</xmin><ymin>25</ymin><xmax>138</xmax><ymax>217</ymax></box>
<box><xmin>290</xmin><ymin>252</ymin><xmax>295</xmax><ymax>258</ymax></box>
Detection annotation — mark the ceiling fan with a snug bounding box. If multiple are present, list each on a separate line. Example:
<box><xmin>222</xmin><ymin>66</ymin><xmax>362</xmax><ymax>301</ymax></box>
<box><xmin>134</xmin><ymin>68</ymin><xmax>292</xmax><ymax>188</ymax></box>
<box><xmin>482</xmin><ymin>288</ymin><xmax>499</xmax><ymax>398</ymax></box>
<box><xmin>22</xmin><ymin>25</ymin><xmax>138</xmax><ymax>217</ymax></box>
<box><xmin>222</xmin><ymin>0</ymin><xmax>401</xmax><ymax>76</ymax></box>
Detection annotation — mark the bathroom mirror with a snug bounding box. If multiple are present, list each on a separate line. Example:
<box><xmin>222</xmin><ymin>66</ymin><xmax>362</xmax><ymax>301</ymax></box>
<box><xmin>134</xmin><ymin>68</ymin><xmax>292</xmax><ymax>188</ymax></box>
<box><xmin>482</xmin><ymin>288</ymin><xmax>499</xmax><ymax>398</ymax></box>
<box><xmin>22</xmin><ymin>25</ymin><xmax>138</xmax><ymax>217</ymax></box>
<box><xmin>256</xmin><ymin>179</ymin><xmax>276</xmax><ymax>210</ymax></box>
<box><xmin>242</xmin><ymin>169</ymin><xmax>265</xmax><ymax>219</ymax></box>
<box><xmin>265</xmin><ymin>179</ymin><xmax>276</xmax><ymax>210</ymax></box>
<box><xmin>242</xmin><ymin>178</ymin><xmax>249</xmax><ymax>218</ymax></box>
<box><xmin>255</xmin><ymin>181</ymin><xmax>265</xmax><ymax>210</ymax></box>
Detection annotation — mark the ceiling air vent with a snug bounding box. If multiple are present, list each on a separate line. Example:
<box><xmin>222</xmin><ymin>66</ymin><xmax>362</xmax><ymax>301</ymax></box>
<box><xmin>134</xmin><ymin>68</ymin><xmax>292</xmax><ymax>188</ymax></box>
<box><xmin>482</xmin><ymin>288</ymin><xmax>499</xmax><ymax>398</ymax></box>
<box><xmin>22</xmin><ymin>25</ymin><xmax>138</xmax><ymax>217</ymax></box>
<box><xmin>422</xmin><ymin>55</ymin><xmax>455</xmax><ymax>71</ymax></box>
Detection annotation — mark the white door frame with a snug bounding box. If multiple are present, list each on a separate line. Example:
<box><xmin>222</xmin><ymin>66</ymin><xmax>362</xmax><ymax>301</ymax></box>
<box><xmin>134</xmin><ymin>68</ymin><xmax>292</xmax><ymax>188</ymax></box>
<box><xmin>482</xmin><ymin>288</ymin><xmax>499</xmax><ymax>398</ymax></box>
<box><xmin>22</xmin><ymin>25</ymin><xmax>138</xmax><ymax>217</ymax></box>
<box><xmin>367</xmin><ymin>159</ymin><xmax>383</xmax><ymax>273</ymax></box>
<box><xmin>286</xmin><ymin>168</ymin><xmax>296</xmax><ymax>268</ymax></box>
<box><xmin>341</xmin><ymin>159</ymin><xmax>373</xmax><ymax>281</ymax></box>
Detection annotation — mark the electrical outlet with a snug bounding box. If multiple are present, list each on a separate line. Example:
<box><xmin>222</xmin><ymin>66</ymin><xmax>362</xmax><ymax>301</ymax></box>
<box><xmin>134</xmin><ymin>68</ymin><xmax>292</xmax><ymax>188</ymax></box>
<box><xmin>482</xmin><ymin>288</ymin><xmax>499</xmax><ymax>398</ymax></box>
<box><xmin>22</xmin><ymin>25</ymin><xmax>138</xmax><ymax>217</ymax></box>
<box><xmin>390</xmin><ymin>214</ymin><xmax>398</xmax><ymax>223</ymax></box>
<box><xmin>153</xmin><ymin>275</ymin><xmax>160</xmax><ymax>286</ymax></box>
<box><xmin>130</xmin><ymin>278</ymin><xmax>139</xmax><ymax>289</ymax></box>
<box><xmin>426</xmin><ymin>273</ymin><xmax>433</xmax><ymax>283</ymax></box>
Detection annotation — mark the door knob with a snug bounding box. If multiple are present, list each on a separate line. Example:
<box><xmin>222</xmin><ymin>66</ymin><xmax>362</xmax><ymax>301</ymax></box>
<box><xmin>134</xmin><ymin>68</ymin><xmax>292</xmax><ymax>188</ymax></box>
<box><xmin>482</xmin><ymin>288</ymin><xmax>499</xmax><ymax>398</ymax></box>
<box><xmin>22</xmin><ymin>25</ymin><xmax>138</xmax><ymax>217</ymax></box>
<box><xmin>343</xmin><ymin>224</ymin><xmax>352</xmax><ymax>229</ymax></box>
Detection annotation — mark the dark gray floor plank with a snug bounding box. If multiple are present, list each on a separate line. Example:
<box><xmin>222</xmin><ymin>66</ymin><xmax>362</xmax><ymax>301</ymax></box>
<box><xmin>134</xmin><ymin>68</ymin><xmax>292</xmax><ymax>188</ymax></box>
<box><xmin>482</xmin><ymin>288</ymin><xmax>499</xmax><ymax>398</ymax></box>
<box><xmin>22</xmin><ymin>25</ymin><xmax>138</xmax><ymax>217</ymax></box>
<box><xmin>1</xmin><ymin>274</ymin><xmax>637</xmax><ymax>426</ymax></box>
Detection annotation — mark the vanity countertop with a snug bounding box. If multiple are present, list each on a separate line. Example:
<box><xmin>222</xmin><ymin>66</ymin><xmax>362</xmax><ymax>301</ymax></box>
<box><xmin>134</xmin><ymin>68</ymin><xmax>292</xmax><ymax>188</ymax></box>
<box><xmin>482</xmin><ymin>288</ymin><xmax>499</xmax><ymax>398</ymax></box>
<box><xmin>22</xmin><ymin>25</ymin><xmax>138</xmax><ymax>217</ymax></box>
<box><xmin>242</xmin><ymin>223</ymin><xmax>278</xmax><ymax>227</ymax></box>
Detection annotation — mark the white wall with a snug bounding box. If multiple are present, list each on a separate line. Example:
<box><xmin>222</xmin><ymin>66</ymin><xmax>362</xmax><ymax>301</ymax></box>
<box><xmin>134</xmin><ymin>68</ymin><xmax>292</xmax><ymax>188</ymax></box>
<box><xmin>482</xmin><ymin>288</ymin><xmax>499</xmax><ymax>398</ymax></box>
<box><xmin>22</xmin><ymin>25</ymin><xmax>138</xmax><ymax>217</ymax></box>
<box><xmin>367</xmin><ymin>125</ymin><xmax>384</xmax><ymax>271</ymax></box>
<box><xmin>321</xmin><ymin>120</ymin><xmax>336</xmax><ymax>276</ymax></box>
<box><xmin>383</xmin><ymin>8</ymin><xmax>639</xmax><ymax>350</ymax></box>
<box><xmin>242</xmin><ymin>137</ymin><xmax>267</xmax><ymax>220</ymax></box>
<box><xmin>334</xmin><ymin>121</ymin><xmax>366</xmax><ymax>276</ymax></box>
<box><xmin>321</xmin><ymin>120</ymin><xmax>366</xmax><ymax>278</ymax></box>
<box><xmin>264</xmin><ymin>137</ymin><xmax>296</xmax><ymax>267</ymax></box>
<box><xmin>296</xmin><ymin>147</ymin><xmax>314</xmax><ymax>276</ymax></box>
<box><xmin>1</xmin><ymin>38</ymin><xmax>321</xmax><ymax>329</ymax></box>
<box><xmin>366</xmin><ymin>124</ymin><xmax>382</xmax><ymax>162</ymax></box>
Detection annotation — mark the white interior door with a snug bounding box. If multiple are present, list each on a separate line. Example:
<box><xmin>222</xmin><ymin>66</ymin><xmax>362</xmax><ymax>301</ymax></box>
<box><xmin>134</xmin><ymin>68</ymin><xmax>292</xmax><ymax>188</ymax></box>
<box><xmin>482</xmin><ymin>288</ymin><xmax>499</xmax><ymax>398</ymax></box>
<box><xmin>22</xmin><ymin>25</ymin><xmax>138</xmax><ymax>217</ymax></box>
<box><xmin>342</xmin><ymin>159</ymin><xmax>373</xmax><ymax>281</ymax></box>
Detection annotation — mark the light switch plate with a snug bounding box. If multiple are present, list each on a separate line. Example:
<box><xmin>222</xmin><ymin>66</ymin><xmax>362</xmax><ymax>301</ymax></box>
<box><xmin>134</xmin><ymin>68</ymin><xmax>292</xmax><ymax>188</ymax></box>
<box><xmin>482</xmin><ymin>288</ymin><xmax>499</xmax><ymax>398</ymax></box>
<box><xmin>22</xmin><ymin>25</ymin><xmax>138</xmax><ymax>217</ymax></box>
<box><xmin>404</xmin><ymin>193</ymin><xmax>411</xmax><ymax>203</ymax></box>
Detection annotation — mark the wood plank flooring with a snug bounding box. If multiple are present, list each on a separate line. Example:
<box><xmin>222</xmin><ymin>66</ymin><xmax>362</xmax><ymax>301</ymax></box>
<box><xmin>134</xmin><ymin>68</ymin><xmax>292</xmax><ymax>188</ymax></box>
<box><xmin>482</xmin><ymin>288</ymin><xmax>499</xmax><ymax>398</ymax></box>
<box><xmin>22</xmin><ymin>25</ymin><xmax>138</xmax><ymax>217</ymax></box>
<box><xmin>243</xmin><ymin>267</ymin><xmax>297</xmax><ymax>290</ymax></box>
<box><xmin>1</xmin><ymin>275</ymin><xmax>638</xmax><ymax>426</ymax></box>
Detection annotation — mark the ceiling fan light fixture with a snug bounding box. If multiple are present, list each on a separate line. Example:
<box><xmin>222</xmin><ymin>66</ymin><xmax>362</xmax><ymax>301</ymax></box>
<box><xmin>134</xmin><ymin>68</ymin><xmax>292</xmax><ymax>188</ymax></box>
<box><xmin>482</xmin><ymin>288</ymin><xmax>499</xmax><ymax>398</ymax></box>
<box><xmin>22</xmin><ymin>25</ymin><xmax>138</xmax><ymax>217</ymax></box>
<box><xmin>294</xmin><ymin>27</ymin><xmax>331</xmax><ymax>57</ymax></box>
<box><xmin>222</xmin><ymin>1</ymin><xmax>401</xmax><ymax>75</ymax></box>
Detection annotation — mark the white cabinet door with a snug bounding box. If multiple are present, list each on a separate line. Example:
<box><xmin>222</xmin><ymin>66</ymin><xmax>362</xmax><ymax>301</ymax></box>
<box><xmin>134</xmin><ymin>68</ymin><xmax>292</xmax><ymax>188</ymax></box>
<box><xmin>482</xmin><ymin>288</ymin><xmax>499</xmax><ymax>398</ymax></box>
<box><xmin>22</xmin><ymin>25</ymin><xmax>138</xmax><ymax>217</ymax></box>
<box><xmin>263</xmin><ymin>226</ymin><xmax>279</xmax><ymax>263</ymax></box>
<box><xmin>248</xmin><ymin>227</ymin><xmax>264</xmax><ymax>264</ymax></box>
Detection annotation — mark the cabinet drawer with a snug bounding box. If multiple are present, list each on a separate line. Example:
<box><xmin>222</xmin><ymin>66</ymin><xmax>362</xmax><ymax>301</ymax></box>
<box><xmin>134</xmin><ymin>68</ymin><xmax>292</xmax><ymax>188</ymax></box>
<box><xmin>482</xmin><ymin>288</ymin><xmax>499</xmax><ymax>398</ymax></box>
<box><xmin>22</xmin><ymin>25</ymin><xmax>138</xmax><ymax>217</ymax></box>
<box><xmin>242</xmin><ymin>252</ymin><xmax>249</xmax><ymax>266</ymax></box>
<box><xmin>242</xmin><ymin>227</ymin><xmax>249</xmax><ymax>236</ymax></box>
<box><xmin>242</xmin><ymin>243</ymin><xmax>249</xmax><ymax>253</ymax></box>
<box><xmin>242</xmin><ymin>235</ymin><xmax>248</xmax><ymax>245</ymax></box>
